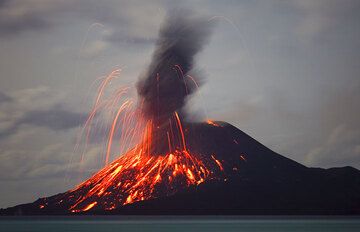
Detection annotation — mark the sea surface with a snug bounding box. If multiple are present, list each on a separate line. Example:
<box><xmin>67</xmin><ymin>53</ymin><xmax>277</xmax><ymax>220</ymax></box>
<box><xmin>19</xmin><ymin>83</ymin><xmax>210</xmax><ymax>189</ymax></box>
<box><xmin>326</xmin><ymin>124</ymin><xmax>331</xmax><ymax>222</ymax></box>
<box><xmin>1</xmin><ymin>216</ymin><xmax>360</xmax><ymax>232</ymax></box>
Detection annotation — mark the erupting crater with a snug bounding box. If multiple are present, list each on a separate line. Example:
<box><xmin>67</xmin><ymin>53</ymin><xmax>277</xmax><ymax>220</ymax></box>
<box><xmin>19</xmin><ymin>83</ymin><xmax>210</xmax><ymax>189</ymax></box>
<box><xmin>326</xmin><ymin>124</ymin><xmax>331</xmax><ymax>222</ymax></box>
<box><xmin>65</xmin><ymin>117</ymin><xmax>227</xmax><ymax>213</ymax></box>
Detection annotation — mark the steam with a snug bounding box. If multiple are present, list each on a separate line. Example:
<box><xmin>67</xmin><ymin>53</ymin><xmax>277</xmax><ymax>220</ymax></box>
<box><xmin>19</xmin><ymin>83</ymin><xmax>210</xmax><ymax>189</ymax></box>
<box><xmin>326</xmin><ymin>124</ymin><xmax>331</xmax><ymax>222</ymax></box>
<box><xmin>137</xmin><ymin>10</ymin><xmax>214</xmax><ymax>125</ymax></box>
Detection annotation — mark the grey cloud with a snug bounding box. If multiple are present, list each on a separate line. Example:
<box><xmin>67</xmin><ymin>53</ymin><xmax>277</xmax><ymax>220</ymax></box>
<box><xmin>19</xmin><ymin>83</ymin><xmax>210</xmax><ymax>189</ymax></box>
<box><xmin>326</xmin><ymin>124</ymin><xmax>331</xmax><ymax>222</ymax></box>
<box><xmin>0</xmin><ymin>0</ymin><xmax>52</xmax><ymax>36</ymax></box>
<box><xmin>285</xmin><ymin>0</ymin><xmax>360</xmax><ymax>39</ymax></box>
<box><xmin>0</xmin><ymin>0</ymin><xmax>163</xmax><ymax>46</ymax></box>
<box><xmin>305</xmin><ymin>124</ymin><xmax>360</xmax><ymax>168</ymax></box>
<box><xmin>0</xmin><ymin>14</ymin><xmax>49</xmax><ymax>35</ymax></box>
<box><xmin>302</xmin><ymin>81</ymin><xmax>360</xmax><ymax>167</ymax></box>
<box><xmin>0</xmin><ymin>107</ymin><xmax>86</xmax><ymax>140</ymax></box>
<box><xmin>0</xmin><ymin>90</ymin><xmax>87</xmax><ymax>139</ymax></box>
<box><xmin>0</xmin><ymin>92</ymin><xmax>11</xmax><ymax>103</ymax></box>
<box><xmin>19</xmin><ymin>107</ymin><xmax>86</xmax><ymax>130</ymax></box>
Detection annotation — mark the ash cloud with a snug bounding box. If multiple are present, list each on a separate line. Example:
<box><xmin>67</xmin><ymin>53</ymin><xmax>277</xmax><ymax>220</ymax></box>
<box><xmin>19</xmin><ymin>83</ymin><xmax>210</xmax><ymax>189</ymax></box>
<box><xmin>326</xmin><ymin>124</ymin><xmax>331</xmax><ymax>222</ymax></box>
<box><xmin>136</xmin><ymin>10</ymin><xmax>214</xmax><ymax>124</ymax></box>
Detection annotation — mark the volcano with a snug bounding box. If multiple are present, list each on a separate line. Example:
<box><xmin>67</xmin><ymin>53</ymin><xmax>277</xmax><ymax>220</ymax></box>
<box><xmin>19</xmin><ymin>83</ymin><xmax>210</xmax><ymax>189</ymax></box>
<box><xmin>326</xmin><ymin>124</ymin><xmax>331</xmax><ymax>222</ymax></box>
<box><xmin>2</xmin><ymin>121</ymin><xmax>360</xmax><ymax>215</ymax></box>
<box><xmin>2</xmin><ymin>11</ymin><xmax>360</xmax><ymax>216</ymax></box>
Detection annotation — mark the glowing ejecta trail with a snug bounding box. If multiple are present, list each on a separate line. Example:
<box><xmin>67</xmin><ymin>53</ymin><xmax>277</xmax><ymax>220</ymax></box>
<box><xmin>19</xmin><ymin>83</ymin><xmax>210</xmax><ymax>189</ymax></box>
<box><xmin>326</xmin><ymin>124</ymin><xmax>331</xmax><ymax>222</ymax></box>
<box><xmin>105</xmin><ymin>100</ymin><xmax>133</xmax><ymax>166</ymax></box>
<box><xmin>174</xmin><ymin>111</ymin><xmax>187</xmax><ymax>151</ymax></box>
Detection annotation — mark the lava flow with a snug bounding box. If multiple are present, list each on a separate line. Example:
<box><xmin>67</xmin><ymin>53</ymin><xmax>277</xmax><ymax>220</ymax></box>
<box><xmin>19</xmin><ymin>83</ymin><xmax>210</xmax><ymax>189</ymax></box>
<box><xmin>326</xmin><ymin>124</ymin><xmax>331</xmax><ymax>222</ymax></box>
<box><xmin>67</xmin><ymin>114</ymin><xmax>225</xmax><ymax>213</ymax></box>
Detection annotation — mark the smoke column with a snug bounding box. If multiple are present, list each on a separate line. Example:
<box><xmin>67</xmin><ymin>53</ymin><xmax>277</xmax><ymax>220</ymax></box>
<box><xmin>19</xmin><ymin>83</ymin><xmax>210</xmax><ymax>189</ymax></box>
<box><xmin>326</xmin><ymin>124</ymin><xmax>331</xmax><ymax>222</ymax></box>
<box><xmin>137</xmin><ymin>10</ymin><xmax>214</xmax><ymax>126</ymax></box>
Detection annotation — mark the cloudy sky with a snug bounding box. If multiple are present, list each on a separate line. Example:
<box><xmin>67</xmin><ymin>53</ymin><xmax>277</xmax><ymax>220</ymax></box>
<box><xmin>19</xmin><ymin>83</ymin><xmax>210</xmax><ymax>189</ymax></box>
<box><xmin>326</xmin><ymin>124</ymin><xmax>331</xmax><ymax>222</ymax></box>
<box><xmin>0</xmin><ymin>0</ymin><xmax>359</xmax><ymax>208</ymax></box>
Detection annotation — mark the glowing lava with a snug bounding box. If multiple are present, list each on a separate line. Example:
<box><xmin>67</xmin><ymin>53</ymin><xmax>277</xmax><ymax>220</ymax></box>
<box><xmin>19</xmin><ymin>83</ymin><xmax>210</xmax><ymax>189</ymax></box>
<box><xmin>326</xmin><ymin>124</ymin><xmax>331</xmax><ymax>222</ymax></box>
<box><xmin>66</xmin><ymin>107</ymin><xmax>227</xmax><ymax>212</ymax></box>
<box><xmin>64</xmin><ymin>123</ymin><xmax>224</xmax><ymax>212</ymax></box>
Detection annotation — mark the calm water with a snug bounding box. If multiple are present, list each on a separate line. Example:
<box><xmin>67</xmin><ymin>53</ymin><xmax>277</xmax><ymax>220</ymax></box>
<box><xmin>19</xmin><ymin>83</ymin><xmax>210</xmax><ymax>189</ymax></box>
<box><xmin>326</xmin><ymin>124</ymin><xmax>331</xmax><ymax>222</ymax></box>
<box><xmin>1</xmin><ymin>216</ymin><xmax>360</xmax><ymax>232</ymax></box>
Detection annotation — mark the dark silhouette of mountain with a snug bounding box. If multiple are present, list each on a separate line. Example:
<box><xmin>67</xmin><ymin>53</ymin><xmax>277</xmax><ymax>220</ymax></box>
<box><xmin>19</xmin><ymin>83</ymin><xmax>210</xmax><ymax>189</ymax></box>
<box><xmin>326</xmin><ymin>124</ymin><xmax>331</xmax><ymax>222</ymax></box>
<box><xmin>2</xmin><ymin>122</ymin><xmax>360</xmax><ymax>215</ymax></box>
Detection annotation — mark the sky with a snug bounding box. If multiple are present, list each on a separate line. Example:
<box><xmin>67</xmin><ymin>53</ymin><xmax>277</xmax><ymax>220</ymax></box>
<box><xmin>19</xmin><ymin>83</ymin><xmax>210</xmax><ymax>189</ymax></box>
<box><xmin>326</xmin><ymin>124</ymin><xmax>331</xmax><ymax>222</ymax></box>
<box><xmin>0</xmin><ymin>0</ymin><xmax>359</xmax><ymax>208</ymax></box>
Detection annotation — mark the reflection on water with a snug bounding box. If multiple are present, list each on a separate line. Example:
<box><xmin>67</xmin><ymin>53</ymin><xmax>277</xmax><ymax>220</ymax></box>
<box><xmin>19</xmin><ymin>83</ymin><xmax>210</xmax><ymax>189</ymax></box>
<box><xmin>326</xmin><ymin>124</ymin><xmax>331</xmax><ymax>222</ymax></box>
<box><xmin>1</xmin><ymin>216</ymin><xmax>360</xmax><ymax>232</ymax></box>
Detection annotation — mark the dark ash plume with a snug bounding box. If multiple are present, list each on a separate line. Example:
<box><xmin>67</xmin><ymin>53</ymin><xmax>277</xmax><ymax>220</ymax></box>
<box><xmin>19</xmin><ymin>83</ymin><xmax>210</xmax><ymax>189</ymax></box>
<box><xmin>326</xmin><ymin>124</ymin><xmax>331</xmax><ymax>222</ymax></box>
<box><xmin>137</xmin><ymin>10</ymin><xmax>214</xmax><ymax>125</ymax></box>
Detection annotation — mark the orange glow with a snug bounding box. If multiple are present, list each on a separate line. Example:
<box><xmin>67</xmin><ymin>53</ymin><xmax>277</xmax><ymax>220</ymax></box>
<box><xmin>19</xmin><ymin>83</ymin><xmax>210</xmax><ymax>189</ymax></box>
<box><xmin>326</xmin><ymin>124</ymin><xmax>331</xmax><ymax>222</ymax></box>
<box><xmin>187</xmin><ymin>169</ymin><xmax>195</xmax><ymax>181</ymax></box>
<box><xmin>211</xmin><ymin>155</ymin><xmax>224</xmax><ymax>171</ymax></box>
<box><xmin>106</xmin><ymin>100</ymin><xmax>133</xmax><ymax>165</ymax></box>
<box><xmin>206</xmin><ymin>120</ymin><xmax>221</xmax><ymax>127</ymax></box>
<box><xmin>174</xmin><ymin>111</ymin><xmax>187</xmax><ymax>150</ymax></box>
<box><xmin>82</xmin><ymin>202</ymin><xmax>97</xmax><ymax>212</ymax></box>
<box><xmin>66</xmin><ymin>122</ymin><xmax>225</xmax><ymax>212</ymax></box>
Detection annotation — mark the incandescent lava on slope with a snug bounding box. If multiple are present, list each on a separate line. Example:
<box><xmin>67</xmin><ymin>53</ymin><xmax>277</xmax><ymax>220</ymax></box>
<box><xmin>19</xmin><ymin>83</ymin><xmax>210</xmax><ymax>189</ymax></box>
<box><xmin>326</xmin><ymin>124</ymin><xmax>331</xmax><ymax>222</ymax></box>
<box><xmin>62</xmin><ymin>119</ymin><xmax>227</xmax><ymax>213</ymax></box>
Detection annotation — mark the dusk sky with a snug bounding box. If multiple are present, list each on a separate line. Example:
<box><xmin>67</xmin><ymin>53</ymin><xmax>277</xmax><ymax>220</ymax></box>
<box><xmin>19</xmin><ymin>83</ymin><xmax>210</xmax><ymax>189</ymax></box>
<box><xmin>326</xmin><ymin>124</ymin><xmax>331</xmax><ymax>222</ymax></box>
<box><xmin>0</xmin><ymin>0</ymin><xmax>359</xmax><ymax>208</ymax></box>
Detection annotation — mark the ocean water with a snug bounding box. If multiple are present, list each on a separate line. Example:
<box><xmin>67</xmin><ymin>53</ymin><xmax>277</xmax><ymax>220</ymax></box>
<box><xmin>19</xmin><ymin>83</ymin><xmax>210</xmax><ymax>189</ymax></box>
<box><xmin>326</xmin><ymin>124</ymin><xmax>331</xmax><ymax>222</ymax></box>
<box><xmin>1</xmin><ymin>216</ymin><xmax>360</xmax><ymax>232</ymax></box>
